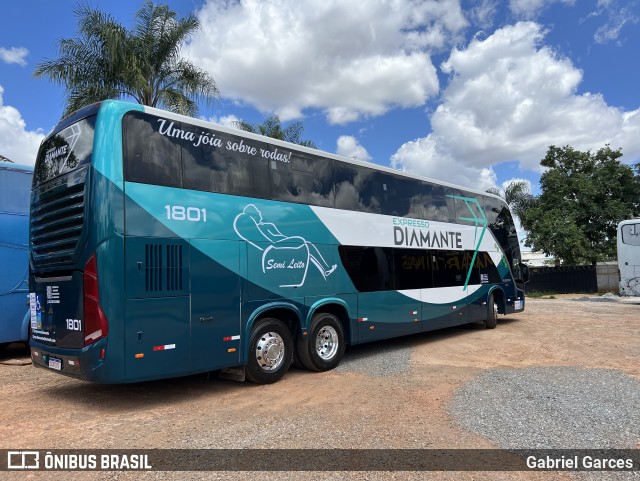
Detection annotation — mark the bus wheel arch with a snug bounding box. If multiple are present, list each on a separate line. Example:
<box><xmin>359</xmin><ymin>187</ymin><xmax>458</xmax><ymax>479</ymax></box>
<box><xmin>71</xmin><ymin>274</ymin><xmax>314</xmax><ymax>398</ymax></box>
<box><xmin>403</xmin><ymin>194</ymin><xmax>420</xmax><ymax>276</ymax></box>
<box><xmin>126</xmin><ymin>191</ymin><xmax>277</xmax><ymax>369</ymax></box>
<box><xmin>490</xmin><ymin>288</ymin><xmax>506</xmax><ymax>314</ymax></box>
<box><xmin>297</xmin><ymin>303</ymin><xmax>349</xmax><ymax>372</ymax></box>
<box><xmin>485</xmin><ymin>288</ymin><xmax>504</xmax><ymax>329</ymax></box>
<box><xmin>245</xmin><ymin>305</ymin><xmax>302</xmax><ymax>345</ymax></box>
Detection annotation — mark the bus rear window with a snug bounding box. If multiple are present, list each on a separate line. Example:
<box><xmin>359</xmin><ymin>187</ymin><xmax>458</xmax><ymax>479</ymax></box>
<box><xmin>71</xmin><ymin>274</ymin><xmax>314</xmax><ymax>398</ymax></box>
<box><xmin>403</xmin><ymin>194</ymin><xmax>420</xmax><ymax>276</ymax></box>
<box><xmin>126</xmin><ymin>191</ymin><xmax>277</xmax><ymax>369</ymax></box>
<box><xmin>35</xmin><ymin>116</ymin><xmax>96</xmax><ymax>186</ymax></box>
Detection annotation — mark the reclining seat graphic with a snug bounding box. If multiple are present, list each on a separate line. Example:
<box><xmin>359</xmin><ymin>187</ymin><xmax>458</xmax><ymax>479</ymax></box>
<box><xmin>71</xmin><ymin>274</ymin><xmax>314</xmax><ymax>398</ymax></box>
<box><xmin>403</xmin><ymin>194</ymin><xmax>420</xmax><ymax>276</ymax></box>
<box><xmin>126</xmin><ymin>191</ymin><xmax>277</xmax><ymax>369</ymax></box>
<box><xmin>233</xmin><ymin>204</ymin><xmax>336</xmax><ymax>288</ymax></box>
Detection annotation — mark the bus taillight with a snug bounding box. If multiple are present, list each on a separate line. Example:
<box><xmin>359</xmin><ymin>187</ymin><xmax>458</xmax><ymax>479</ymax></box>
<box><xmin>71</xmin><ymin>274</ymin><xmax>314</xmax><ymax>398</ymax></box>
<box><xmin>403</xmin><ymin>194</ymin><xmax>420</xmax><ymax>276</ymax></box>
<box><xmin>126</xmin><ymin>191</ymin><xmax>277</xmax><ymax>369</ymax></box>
<box><xmin>83</xmin><ymin>255</ymin><xmax>108</xmax><ymax>346</ymax></box>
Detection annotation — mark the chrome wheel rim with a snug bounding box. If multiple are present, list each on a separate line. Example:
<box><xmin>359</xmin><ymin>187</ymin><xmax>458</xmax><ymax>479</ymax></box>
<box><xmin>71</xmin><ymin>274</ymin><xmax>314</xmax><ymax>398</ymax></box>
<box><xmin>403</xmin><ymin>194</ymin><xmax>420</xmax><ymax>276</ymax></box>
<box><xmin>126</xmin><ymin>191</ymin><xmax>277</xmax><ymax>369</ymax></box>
<box><xmin>255</xmin><ymin>331</ymin><xmax>285</xmax><ymax>371</ymax></box>
<box><xmin>315</xmin><ymin>325</ymin><xmax>339</xmax><ymax>361</ymax></box>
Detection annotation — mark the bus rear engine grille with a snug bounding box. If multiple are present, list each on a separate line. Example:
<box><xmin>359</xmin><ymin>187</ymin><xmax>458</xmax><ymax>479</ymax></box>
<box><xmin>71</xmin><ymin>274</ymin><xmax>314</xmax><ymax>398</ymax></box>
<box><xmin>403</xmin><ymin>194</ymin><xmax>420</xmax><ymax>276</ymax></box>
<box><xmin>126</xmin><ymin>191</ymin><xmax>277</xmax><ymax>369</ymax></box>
<box><xmin>30</xmin><ymin>182</ymin><xmax>85</xmax><ymax>266</ymax></box>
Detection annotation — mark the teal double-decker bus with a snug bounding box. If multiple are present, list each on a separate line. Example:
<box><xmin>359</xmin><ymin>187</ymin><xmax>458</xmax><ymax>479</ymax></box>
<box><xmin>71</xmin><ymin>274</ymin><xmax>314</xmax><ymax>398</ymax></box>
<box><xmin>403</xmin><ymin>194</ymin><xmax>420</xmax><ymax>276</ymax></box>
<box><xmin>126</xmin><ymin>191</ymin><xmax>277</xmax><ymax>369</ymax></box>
<box><xmin>29</xmin><ymin>100</ymin><xmax>528</xmax><ymax>384</ymax></box>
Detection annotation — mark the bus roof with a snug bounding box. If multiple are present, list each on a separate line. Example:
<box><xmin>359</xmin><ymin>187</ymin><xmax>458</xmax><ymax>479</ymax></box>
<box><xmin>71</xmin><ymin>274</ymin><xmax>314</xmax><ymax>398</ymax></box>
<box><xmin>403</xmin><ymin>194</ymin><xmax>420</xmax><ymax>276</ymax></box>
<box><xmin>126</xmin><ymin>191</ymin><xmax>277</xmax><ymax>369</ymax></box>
<box><xmin>0</xmin><ymin>163</ymin><xmax>33</xmax><ymax>174</ymax></box>
<box><xmin>618</xmin><ymin>218</ymin><xmax>640</xmax><ymax>227</ymax></box>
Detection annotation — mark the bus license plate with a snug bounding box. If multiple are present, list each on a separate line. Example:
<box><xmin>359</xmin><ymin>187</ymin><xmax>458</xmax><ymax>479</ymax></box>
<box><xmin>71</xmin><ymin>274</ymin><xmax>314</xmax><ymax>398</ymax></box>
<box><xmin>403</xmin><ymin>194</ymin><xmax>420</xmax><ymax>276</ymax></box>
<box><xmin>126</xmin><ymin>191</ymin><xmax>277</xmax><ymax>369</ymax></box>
<box><xmin>48</xmin><ymin>357</ymin><xmax>62</xmax><ymax>371</ymax></box>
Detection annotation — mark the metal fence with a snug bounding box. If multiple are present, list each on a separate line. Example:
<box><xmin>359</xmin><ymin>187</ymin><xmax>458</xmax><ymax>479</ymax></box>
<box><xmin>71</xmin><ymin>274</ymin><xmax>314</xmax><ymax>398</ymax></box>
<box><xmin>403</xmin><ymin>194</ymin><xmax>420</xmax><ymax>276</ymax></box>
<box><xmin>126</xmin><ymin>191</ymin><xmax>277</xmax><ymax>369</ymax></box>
<box><xmin>526</xmin><ymin>265</ymin><xmax>598</xmax><ymax>294</ymax></box>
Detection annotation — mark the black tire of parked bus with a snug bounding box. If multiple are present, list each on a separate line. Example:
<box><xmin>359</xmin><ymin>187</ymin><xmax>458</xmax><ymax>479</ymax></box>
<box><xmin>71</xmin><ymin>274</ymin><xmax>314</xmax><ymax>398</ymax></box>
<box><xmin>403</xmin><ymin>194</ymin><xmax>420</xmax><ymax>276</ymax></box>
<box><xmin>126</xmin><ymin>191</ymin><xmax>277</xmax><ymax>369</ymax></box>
<box><xmin>297</xmin><ymin>312</ymin><xmax>346</xmax><ymax>372</ymax></box>
<box><xmin>245</xmin><ymin>318</ymin><xmax>293</xmax><ymax>384</ymax></box>
<box><xmin>484</xmin><ymin>293</ymin><xmax>498</xmax><ymax>329</ymax></box>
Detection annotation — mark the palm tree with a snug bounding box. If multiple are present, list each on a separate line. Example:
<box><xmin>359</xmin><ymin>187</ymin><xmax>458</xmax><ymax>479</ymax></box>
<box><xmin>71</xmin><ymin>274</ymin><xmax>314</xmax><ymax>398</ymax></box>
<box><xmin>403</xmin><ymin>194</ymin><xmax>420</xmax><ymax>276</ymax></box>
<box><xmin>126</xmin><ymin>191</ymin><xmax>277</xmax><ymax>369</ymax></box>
<box><xmin>487</xmin><ymin>180</ymin><xmax>534</xmax><ymax>219</ymax></box>
<box><xmin>0</xmin><ymin>154</ymin><xmax>14</xmax><ymax>163</ymax></box>
<box><xmin>34</xmin><ymin>1</ymin><xmax>218</xmax><ymax>117</ymax></box>
<box><xmin>234</xmin><ymin>115</ymin><xmax>317</xmax><ymax>148</ymax></box>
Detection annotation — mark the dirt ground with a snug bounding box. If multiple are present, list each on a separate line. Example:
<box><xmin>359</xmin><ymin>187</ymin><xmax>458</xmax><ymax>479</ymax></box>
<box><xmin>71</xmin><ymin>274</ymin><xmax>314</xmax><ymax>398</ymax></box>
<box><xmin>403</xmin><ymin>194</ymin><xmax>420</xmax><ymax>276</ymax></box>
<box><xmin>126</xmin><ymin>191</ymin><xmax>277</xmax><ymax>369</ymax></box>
<box><xmin>0</xmin><ymin>297</ymin><xmax>638</xmax><ymax>480</ymax></box>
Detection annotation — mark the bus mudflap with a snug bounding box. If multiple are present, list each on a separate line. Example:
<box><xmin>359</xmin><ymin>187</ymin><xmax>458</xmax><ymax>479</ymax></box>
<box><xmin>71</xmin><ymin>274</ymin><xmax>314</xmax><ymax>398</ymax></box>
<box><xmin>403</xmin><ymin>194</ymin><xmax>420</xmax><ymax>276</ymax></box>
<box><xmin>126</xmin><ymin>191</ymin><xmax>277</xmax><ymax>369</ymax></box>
<box><xmin>218</xmin><ymin>366</ymin><xmax>246</xmax><ymax>382</ymax></box>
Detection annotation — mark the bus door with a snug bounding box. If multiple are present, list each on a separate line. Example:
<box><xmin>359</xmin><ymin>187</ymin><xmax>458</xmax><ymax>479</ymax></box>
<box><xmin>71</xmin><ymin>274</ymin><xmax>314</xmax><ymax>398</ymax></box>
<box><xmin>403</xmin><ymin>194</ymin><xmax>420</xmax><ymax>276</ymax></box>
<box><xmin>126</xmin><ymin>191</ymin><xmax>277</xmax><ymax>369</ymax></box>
<box><xmin>189</xmin><ymin>240</ymin><xmax>242</xmax><ymax>370</ymax></box>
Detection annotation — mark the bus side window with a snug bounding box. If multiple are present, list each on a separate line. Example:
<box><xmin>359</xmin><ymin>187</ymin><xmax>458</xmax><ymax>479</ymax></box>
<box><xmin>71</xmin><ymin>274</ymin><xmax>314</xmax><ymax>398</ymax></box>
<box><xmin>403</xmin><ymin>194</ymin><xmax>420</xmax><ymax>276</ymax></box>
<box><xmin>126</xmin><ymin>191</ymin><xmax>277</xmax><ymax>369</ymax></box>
<box><xmin>422</xmin><ymin>184</ymin><xmax>449</xmax><ymax>222</ymax></box>
<box><xmin>443</xmin><ymin>188</ymin><xmax>458</xmax><ymax>223</ymax></box>
<box><xmin>338</xmin><ymin>245</ymin><xmax>393</xmax><ymax>292</ymax></box>
<box><xmin>123</xmin><ymin>112</ymin><xmax>182</xmax><ymax>188</ymax></box>
<box><xmin>431</xmin><ymin>250</ymin><xmax>480</xmax><ymax>287</ymax></box>
<box><xmin>393</xmin><ymin>249</ymin><xmax>433</xmax><ymax>289</ymax></box>
<box><xmin>270</xmin><ymin>153</ymin><xmax>334</xmax><ymax>207</ymax></box>
<box><xmin>380</xmin><ymin>174</ymin><xmax>426</xmax><ymax>219</ymax></box>
<box><xmin>334</xmin><ymin>164</ymin><xmax>383</xmax><ymax>214</ymax></box>
<box><xmin>0</xmin><ymin>168</ymin><xmax>31</xmax><ymax>214</ymax></box>
<box><xmin>182</xmin><ymin>130</ymin><xmax>270</xmax><ymax>198</ymax></box>
<box><xmin>447</xmin><ymin>189</ymin><xmax>476</xmax><ymax>226</ymax></box>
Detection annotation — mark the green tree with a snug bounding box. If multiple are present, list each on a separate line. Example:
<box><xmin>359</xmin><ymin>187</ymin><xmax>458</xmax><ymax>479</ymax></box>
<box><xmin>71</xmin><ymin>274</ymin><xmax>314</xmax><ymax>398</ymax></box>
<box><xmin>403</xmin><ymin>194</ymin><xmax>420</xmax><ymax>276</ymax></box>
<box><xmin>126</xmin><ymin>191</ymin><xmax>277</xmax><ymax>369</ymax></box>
<box><xmin>34</xmin><ymin>1</ymin><xmax>218</xmax><ymax>117</ymax></box>
<box><xmin>520</xmin><ymin>145</ymin><xmax>640</xmax><ymax>265</ymax></box>
<box><xmin>486</xmin><ymin>180</ymin><xmax>534</xmax><ymax>219</ymax></box>
<box><xmin>234</xmin><ymin>115</ymin><xmax>317</xmax><ymax>148</ymax></box>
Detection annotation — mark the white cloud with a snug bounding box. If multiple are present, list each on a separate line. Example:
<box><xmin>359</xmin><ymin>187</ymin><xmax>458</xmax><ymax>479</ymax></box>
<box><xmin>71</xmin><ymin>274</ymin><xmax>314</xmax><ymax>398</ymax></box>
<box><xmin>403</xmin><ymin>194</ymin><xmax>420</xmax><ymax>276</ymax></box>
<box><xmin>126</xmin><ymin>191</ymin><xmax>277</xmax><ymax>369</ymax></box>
<box><xmin>470</xmin><ymin>0</ymin><xmax>499</xmax><ymax>29</ymax></box>
<box><xmin>509</xmin><ymin>0</ymin><xmax>575</xmax><ymax>19</ymax></box>
<box><xmin>0</xmin><ymin>86</ymin><xmax>44</xmax><ymax>166</ymax></box>
<box><xmin>0</xmin><ymin>46</ymin><xmax>28</xmax><ymax>66</ymax></box>
<box><xmin>391</xmin><ymin>22</ymin><xmax>640</xmax><ymax>190</ymax></box>
<box><xmin>590</xmin><ymin>0</ymin><xmax>640</xmax><ymax>44</ymax></box>
<box><xmin>510</xmin><ymin>0</ymin><xmax>640</xmax><ymax>44</ymax></box>
<box><xmin>188</xmin><ymin>0</ymin><xmax>468</xmax><ymax>124</ymax></box>
<box><xmin>392</xmin><ymin>137</ymin><xmax>498</xmax><ymax>191</ymax></box>
<box><xmin>500</xmin><ymin>177</ymin><xmax>532</xmax><ymax>195</ymax></box>
<box><xmin>336</xmin><ymin>135</ymin><xmax>372</xmax><ymax>162</ymax></box>
<box><xmin>208</xmin><ymin>114</ymin><xmax>240</xmax><ymax>127</ymax></box>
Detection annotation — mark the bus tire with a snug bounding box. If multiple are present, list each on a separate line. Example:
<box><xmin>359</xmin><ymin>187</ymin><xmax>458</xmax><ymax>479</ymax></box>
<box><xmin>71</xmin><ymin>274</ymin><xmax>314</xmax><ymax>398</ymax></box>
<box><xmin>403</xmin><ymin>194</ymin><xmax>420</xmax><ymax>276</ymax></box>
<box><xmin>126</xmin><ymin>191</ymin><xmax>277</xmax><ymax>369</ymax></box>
<box><xmin>484</xmin><ymin>293</ymin><xmax>498</xmax><ymax>329</ymax></box>
<box><xmin>298</xmin><ymin>312</ymin><xmax>345</xmax><ymax>372</ymax></box>
<box><xmin>245</xmin><ymin>318</ymin><xmax>293</xmax><ymax>384</ymax></box>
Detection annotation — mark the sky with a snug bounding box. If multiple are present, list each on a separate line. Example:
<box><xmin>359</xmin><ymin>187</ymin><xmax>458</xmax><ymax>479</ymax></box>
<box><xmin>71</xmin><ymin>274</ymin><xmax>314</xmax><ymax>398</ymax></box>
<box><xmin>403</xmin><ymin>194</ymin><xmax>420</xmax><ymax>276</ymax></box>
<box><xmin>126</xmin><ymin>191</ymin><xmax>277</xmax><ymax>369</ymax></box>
<box><xmin>1</xmin><ymin>0</ymin><xmax>640</xmax><ymax>200</ymax></box>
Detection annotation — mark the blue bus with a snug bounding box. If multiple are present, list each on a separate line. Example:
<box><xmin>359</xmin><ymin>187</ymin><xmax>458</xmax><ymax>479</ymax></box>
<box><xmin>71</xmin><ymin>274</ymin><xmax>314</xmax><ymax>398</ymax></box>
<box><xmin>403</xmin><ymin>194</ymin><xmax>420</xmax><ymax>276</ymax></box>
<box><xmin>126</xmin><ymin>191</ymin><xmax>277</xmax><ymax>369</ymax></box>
<box><xmin>0</xmin><ymin>162</ymin><xmax>33</xmax><ymax>349</ymax></box>
<box><xmin>29</xmin><ymin>101</ymin><xmax>528</xmax><ymax>384</ymax></box>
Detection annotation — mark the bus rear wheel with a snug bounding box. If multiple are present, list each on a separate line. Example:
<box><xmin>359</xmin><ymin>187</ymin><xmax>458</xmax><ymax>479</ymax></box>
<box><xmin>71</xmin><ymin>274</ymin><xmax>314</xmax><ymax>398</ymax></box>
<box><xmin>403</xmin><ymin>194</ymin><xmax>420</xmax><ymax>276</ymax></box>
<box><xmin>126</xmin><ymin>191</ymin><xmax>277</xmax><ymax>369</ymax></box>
<box><xmin>245</xmin><ymin>318</ymin><xmax>293</xmax><ymax>384</ymax></box>
<box><xmin>298</xmin><ymin>312</ymin><xmax>345</xmax><ymax>372</ymax></box>
<box><xmin>484</xmin><ymin>293</ymin><xmax>498</xmax><ymax>329</ymax></box>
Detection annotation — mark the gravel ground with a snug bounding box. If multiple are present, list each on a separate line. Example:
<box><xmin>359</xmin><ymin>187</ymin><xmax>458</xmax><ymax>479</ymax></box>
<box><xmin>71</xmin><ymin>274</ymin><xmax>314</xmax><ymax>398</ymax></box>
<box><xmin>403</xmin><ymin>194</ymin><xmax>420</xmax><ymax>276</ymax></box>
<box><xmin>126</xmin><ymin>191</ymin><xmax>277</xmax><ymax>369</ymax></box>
<box><xmin>449</xmin><ymin>367</ymin><xmax>640</xmax><ymax>450</ymax></box>
<box><xmin>449</xmin><ymin>367</ymin><xmax>640</xmax><ymax>480</ymax></box>
<box><xmin>335</xmin><ymin>337</ymin><xmax>414</xmax><ymax>377</ymax></box>
<box><xmin>0</xmin><ymin>297</ymin><xmax>638</xmax><ymax>481</ymax></box>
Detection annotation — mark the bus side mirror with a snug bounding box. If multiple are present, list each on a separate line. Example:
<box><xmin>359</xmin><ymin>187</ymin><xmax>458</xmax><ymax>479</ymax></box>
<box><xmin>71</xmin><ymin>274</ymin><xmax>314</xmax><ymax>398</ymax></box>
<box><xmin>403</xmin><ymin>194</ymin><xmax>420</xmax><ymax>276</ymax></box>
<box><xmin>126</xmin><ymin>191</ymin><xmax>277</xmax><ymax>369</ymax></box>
<box><xmin>518</xmin><ymin>263</ymin><xmax>530</xmax><ymax>283</ymax></box>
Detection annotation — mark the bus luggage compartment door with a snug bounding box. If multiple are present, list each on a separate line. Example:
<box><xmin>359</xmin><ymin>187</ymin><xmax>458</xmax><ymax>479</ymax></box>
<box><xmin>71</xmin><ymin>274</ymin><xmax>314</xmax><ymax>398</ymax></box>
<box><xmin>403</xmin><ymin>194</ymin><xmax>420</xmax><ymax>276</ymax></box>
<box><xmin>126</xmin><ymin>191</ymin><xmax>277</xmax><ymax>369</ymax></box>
<box><xmin>189</xmin><ymin>240</ymin><xmax>242</xmax><ymax>371</ymax></box>
<box><xmin>356</xmin><ymin>291</ymin><xmax>421</xmax><ymax>343</ymax></box>
<box><xmin>124</xmin><ymin>237</ymin><xmax>191</xmax><ymax>381</ymax></box>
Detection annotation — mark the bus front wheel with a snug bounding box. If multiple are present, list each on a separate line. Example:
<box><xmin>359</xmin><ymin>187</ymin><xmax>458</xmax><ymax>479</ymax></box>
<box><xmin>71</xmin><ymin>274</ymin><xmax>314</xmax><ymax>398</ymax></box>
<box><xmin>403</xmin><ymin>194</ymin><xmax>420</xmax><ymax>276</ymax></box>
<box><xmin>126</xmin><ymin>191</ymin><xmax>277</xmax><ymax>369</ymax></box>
<box><xmin>246</xmin><ymin>318</ymin><xmax>293</xmax><ymax>384</ymax></box>
<box><xmin>298</xmin><ymin>312</ymin><xmax>345</xmax><ymax>372</ymax></box>
<box><xmin>484</xmin><ymin>293</ymin><xmax>498</xmax><ymax>329</ymax></box>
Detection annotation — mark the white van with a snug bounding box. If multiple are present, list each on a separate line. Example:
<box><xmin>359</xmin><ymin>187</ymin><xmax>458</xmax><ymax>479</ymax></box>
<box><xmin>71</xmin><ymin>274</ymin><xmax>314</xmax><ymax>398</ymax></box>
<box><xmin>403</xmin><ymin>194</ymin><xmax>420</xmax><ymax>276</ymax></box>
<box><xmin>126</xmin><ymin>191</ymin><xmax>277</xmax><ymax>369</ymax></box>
<box><xmin>617</xmin><ymin>219</ymin><xmax>640</xmax><ymax>296</ymax></box>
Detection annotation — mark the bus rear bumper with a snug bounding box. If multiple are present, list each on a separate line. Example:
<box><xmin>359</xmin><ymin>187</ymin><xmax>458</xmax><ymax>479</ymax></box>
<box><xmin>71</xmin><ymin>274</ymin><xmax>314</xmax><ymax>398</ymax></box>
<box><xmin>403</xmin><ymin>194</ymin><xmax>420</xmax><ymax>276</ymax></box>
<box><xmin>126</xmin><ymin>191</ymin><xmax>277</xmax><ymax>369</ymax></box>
<box><xmin>505</xmin><ymin>296</ymin><xmax>525</xmax><ymax>314</ymax></box>
<box><xmin>30</xmin><ymin>338</ymin><xmax>117</xmax><ymax>383</ymax></box>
